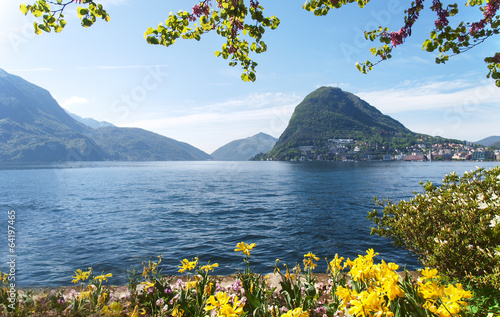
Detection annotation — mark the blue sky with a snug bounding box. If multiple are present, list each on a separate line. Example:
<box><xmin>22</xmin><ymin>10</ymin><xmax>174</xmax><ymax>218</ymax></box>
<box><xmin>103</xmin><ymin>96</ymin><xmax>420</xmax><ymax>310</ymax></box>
<box><xmin>1</xmin><ymin>0</ymin><xmax>499</xmax><ymax>153</ymax></box>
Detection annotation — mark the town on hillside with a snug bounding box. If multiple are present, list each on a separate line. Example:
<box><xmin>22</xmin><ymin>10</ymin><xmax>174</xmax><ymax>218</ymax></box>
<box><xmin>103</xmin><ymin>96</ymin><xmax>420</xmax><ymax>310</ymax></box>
<box><xmin>265</xmin><ymin>138</ymin><xmax>500</xmax><ymax>162</ymax></box>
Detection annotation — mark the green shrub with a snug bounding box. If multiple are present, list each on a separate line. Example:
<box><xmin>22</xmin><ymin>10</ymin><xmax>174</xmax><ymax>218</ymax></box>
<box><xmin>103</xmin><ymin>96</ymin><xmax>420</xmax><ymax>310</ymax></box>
<box><xmin>368</xmin><ymin>166</ymin><xmax>500</xmax><ymax>288</ymax></box>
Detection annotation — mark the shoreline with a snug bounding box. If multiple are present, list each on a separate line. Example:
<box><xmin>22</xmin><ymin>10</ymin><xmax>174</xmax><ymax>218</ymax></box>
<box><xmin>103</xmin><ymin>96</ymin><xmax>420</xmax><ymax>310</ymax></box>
<box><xmin>16</xmin><ymin>271</ymin><xmax>423</xmax><ymax>298</ymax></box>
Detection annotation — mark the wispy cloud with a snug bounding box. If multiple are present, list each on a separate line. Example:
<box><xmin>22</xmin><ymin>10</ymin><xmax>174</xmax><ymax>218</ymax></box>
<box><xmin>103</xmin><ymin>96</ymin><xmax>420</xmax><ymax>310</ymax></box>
<box><xmin>9</xmin><ymin>67</ymin><xmax>54</xmax><ymax>72</ymax></box>
<box><xmin>60</xmin><ymin>96</ymin><xmax>89</xmax><ymax>109</ymax></box>
<box><xmin>356</xmin><ymin>78</ymin><xmax>500</xmax><ymax>114</ymax></box>
<box><xmin>95</xmin><ymin>65</ymin><xmax>169</xmax><ymax>70</ymax></box>
<box><xmin>119</xmin><ymin>92</ymin><xmax>301</xmax><ymax>141</ymax></box>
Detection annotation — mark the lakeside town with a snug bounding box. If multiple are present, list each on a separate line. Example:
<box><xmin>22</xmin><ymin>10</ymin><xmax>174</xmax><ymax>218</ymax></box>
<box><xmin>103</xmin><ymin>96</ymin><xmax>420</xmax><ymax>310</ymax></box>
<box><xmin>286</xmin><ymin>138</ymin><xmax>500</xmax><ymax>162</ymax></box>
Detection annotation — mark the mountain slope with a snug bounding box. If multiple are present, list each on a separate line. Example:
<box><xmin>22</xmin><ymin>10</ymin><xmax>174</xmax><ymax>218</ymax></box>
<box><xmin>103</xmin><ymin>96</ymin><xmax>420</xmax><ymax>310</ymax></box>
<box><xmin>66</xmin><ymin>110</ymin><xmax>115</xmax><ymax>129</ymax></box>
<box><xmin>211</xmin><ymin>132</ymin><xmax>277</xmax><ymax>161</ymax></box>
<box><xmin>89</xmin><ymin>127</ymin><xmax>212</xmax><ymax>161</ymax></box>
<box><xmin>0</xmin><ymin>69</ymin><xmax>211</xmax><ymax>162</ymax></box>
<box><xmin>268</xmin><ymin>87</ymin><xmax>413</xmax><ymax>159</ymax></box>
<box><xmin>0</xmin><ymin>69</ymin><xmax>106</xmax><ymax>161</ymax></box>
<box><xmin>475</xmin><ymin>136</ymin><xmax>500</xmax><ymax>147</ymax></box>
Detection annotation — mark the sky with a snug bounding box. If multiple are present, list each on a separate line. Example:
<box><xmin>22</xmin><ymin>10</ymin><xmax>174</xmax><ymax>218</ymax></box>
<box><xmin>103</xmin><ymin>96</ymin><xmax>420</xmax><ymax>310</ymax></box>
<box><xmin>1</xmin><ymin>0</ymin><xmax>499</xmax><ymax>154</ymax></box>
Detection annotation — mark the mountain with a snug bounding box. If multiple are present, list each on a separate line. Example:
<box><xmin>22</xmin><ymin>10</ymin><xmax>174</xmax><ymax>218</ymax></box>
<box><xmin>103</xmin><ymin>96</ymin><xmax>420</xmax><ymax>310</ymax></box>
<box><xmin>0</xmin><ymin>69</ymin><xmax>211</xmax><ymax>162</ymax></box>
<box><xmin>66</xmin><ymin>110</ymin><xmax>115</xmax><ymax>129</ymax></box>
<box><xmin>211</xmin><ymin>132</ymin><xmax>277</xmax><ymax>161</ymax></box>
<box><xmin>0</xmin><ymin>69</ymin><xmax>106</xmax><ymax>161</ymax></box>
<box><xmin>475</xmin><ymin>136</ymin><xmax>500</xmax><ymax>147</ymax></box>
<box><xmin>89</xmin><ymin>127</ymin><xmax>212</xmax><ymax>161</ymax></box>
<box><xmin>267</xmin><ymin>86</ymin><xmax>414</xmax><ymax>159</ymax></box>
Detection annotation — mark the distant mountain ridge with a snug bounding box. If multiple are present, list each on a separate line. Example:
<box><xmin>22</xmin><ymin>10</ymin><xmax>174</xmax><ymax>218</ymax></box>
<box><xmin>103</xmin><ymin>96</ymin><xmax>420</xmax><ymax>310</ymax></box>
<box><xmin>475</xmin><ymin>136</ymin><xmax>500</xmax><ymax>147</ymax></box>
<box><xmin>211</xmin><ymin>132</ymin><xmax>277</xmax><ymax>161</ymax></box>
<box><xmin>66</xmin><ymin>110</ymin><xmax>115</xmax><ymax>129</ymax></box>
<box><xmin>268</xmin><ymin>87</ymin><xmax>413</xmax><ymax>159</ymax></box>
<box><xmin>0</xmin><ymin>69</ymin><xmax>212</xmax><ymax>162</ymax></box>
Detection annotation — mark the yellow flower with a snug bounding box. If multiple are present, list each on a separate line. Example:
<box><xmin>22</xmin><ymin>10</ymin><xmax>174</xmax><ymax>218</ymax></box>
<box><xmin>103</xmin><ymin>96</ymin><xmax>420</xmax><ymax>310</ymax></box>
<box><xmin>281</xmin><ymin>307</ymin><xmax>309</xmax><ymax>317</ymax></box>
<box><xmin>78</xmin><ymin>290</ymin><xmax>91</xmax><ymax>300</ymax></box>
<box><xmin>419</xmin><ymin>280</ymin><xmax>445</xmax><ymax>300</ymax></box>
<box><xmin>130</xmin><ymin>305</ymin><xmax>139</xmax><ymax>317</ymax></box>
<box><xmin>178</xmin><ymin>258</ymin><xmax>198</xmax><ymax>273</ymax></box>
<box><xmin>303</xmin><ymin>252</ymin><xmax>319</xmax><ymax>271</ymax></box>
<box><xmin>328</xmin><ymin>254</ymin><xmax>345</xmax><ymax>273</ymax></box>
<box><xmin>141</xmin><ymin>281</ymin><xmax>155</xmax><ymax>290</ymax></box>
<box><xmin>185</xmin><ymin>280</ymin><xmax>197</xmax><ymax>290</ymax></box>
<box><xmin>205</xmin><ymin>292</ymin><xmax>230</xmax><ymax>312</ymax></box>
<box><xmin>94</xmin><ymin>273</ymin><xmax>113</xmax><ymax>283</ymax></box>
<box><xmin>172</xmin><ymin>305</ymin><xmax>184</xmax><ymax>317</ymax></box>
<box><xmin>303</xmin><ymin>258</ymin><xmax>317</xmax><ymax>271</ymax></box>
<box><xmin>420</xmin><ymin>267</ymin><xmax>440</xmax><ymax>281</ymax></box>
<box><xmin>200</xmin><ymin>262</ymin><xmax>219</xmax><ymax>272</ymax></box>
<box><xmin>102</xmin><ymin>302</ymin><xmax>122</xmax><ymax>316</ymax></box>
<box><xmin>71</xmin><ymin>268</ymin><xmax>91</xmax><ymax>284</ymax></box>
<box><xmin>335</xmin><ymin>286</ymin><xmax>357</xmax><ymax>308</ymax></box>
<box><xmin>204</xmin><ymin>282</ymin><xmax>214</xmax><ymax>295</ymax></box>
<box><xmin>98</xmin><ymin>292</ymin><xmax>108</xmax><ymax>306</ymax></box>
<box><xmin>219</xmin><ymin>295</ymin><xmax>245</xmax><ymax>316</ymax></box>
<box><xmin>142</xmin><ymin>254</ymin><xmax>162</xmax><ymax>278</ymax></box>
<box><xmin>235</xmin><ymin>242</ymin><xmax>256</xmax><ymax>257</ymax></box>
<box><xmin>304</xmin><ymin>252</ymin><xmax>319</xmax><ymax>261</ymax></box>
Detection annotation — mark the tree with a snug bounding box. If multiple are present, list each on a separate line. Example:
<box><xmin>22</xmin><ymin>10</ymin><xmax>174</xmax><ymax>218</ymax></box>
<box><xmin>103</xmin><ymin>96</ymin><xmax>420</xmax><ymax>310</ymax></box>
<box><xmin>20</xmin><ymin>0</ymin><xmax>500</xmax><ymax>85</ymax></box>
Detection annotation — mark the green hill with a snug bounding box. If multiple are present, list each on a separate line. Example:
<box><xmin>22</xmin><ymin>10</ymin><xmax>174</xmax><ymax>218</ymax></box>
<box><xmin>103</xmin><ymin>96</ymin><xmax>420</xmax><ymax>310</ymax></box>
<box><xmin>268</xmin><ymin>87</ymin><xmax>413</xmax><ymax>159</ymax></box>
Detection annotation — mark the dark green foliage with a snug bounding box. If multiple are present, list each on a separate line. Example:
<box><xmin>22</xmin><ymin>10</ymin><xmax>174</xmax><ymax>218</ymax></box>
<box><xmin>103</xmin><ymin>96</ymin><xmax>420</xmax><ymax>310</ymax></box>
<box><xmin>368</xmin><ymin>166</ymin><xmax>500</xmax><ymax>289</ymax></box>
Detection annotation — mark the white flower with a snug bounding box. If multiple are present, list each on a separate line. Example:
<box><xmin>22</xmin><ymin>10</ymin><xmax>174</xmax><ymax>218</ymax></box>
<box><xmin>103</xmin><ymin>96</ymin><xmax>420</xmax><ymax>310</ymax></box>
<box><xmin>478</xmin><ymin>202</ymin><xmax>489</xmax><ymax>210</ymax></box>
<box><xmin>490</xmin><ymin>215</ymin><xmax>500</xmax><ymax>228</ymax></box>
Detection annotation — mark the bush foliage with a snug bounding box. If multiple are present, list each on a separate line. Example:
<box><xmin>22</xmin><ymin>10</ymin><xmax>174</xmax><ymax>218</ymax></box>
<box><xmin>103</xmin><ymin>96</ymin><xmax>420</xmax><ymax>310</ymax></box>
<box><xmin>368</xmin><ymin>166</ymin><xmax>500</xmax><ymax>288</ymax></box>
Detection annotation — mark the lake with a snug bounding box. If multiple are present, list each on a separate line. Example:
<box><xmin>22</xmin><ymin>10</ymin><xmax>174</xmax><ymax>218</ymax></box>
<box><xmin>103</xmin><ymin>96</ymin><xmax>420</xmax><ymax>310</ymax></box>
<box><xmin>0</xmin><ymin>160</ymin><xmax>498</xmax><ymax>287</ymax></box>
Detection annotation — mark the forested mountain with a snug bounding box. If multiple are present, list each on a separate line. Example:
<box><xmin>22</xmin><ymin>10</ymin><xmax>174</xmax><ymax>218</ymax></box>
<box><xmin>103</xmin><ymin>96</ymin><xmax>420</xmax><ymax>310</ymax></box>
<box><xmin>0</xmin><ymin>69</ymin><xmax>212</xmax><ymax>162</ymax></box>
<box><xmin>267</xmin><ymin>87</ymin><xmax>414</xmax><ymax>159</ymax></box>
<box><xmin>211</xmin><ymin>132</ymin><xmax>277</xmax><ymax>161</ymax></box>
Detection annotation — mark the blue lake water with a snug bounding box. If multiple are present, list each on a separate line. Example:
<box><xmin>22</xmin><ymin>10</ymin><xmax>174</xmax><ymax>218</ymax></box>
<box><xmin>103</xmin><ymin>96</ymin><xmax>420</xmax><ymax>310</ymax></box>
<box><xmin>0</xmin><ymin>160</ymin><xmax>498</xmax><ymax>287</ymax></box>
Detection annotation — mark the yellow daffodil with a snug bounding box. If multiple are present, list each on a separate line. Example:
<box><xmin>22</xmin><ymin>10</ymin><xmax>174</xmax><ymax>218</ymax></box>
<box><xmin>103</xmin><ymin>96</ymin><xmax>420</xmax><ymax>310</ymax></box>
<box><xmin>420</xmin><ymin>267</ymin><xmax>440</xmax><ymax>281</ymax></box>
<box><xmin>205</xmin><ymin>291</ymin><xmax>230</xmax><ymax>312</ymax></box>
<box><xmin>94</xmin><ymin>273</ymin><xmax>113</xmax><ymax>283</ymax></box>
<box><xmin>178</xmin><ymin>258</ymin><xmax>198</xmax><ymax>273</ymax></box>
<box><xmin>304</xmin><ymin>252</ymin><xmax>319</xmax><ymax>261</ymax></box>
<box><xmin>71</xmin><ymin>268</ymin><xmax>91</xmax><ymax>284</ymax></box>
<box><xmin>142</xmin><ymin>255</ymin><xmax>162</xmax><ymax>278</ymax></box>
<box><xmin>303</xmin><ymin>252</ymin><xmax>319</xmax><ymax>270</ymax></box>
<box><xmin>328</xmin><ymin>254</ymin><xmax>345</xmax><ymax>274</ymax></box>
<box><xmin>102</xmin><ymin>301</ymin><xmax>122</xmax><ymax>317</ymax></box>
<box><xmin>130</xmin><ymin>305</ymin><xmax>147</xmax><ymax>317</ymax></box>
<box><xmin>141</xmin><ymin>281</ymin><xmax>155</xmax><ymax>290</ymax></box>
<box><xmin>172</xmin><ymin>305</ymin><xmax>184</xmax><ymax>317</ymax></box>
<box><xmin>97</xmin><ymin>292</ymin><xmax>108</xmax><ymax>306</ymax></box>
<box><xmin>200</xmin><ymin>262</ymin><xmax>219</xmax><ymax>272</ymax></box>
<box><xmin>281</xmin><ymin>307</ymin><xmax>309</xmax><ymax>317</ymax></box>
<box><xmin>204</xmin><ymin>282</ymin><xmax>214</xmax><ymax>295</ymax></box>
<box><xmin>185</xmin><ymin>280</ymin><xmax>197</xmax><ymax>290</ymax></box>
<box><xmin>235</xmin><ymin>241</ymin><xmax>256</xmax><ymax>257</ymax></box>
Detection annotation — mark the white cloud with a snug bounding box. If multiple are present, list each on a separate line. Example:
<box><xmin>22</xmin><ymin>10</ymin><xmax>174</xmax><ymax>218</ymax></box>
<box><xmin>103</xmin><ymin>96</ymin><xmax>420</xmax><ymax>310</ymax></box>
<box><xmin>60</xmin><ymin>96</ymin><xmax>90</xmax><ymax>109</ymax></box>
<box><xmin>356</xmin><ymin>79</ymin><xmax>500</xmax><ymax>114</ymax></box>
<box><xmin>117</xmin><ymin>92</ymin><xmax>301</xmax><ymax>152</ymax></box>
